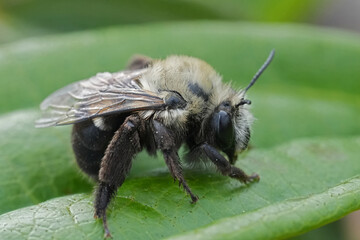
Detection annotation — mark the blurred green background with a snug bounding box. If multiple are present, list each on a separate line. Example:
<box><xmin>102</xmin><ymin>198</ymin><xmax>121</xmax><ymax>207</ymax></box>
<box><xmin>0</xmin><ymin>0</ymin><xmax>322</xmax><ymax>44</ymax></box>
<box><xmin>1</xmin><ymin>0</ymin><xmax>360</xmax><ymax>239</ymax></box>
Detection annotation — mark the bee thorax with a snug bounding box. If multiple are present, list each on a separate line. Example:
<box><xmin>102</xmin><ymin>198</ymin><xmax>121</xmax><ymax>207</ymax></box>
<box><xmin>154</xmin><ymin>109</ymin><xmax>188</xmax><ymax>131</ymax></box>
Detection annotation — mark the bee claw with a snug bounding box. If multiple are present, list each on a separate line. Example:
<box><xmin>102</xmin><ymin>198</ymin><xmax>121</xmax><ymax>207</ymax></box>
<box><xmin>246</xmin><ymin>173</ymin><xmax>260</xmax><ymax>183</ymax></box>
<box><xmin>242</xmin><ymin>175</ymin><xmax>259</xmax><ymax>185</ymax></box>
<box><xmin>190</xmin><ymin>195</ymin><xmax>199</xmax><ymax>204</ymax></box>
<box><xmin>104</xmin><ymin>230</ymin><xmax>112</xmax><ymax>239</ymax></box>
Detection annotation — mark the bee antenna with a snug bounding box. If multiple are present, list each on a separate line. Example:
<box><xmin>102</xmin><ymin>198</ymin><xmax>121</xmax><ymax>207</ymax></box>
<box><xmin>244</xmin><ymin>49</ymin><xmax>275</xmax><ymax>93</ymax></box>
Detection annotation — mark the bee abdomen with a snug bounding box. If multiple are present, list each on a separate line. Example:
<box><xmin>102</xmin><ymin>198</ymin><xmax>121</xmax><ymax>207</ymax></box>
<box><xmin>72</xmin><ymin>135</ymin><xmax>105</xmax><ymax>180</ymax></box>
<box><xmin>71</xmin><ymin>117</ymin><xmax>123</xmax><ymax>180</ymax></box>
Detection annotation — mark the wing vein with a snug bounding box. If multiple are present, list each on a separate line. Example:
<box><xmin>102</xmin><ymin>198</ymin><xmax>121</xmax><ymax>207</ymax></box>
<box><xmin>36</xmin><ymin>68</ymin><xmax>166</xmax><ymax>127</ymax></box>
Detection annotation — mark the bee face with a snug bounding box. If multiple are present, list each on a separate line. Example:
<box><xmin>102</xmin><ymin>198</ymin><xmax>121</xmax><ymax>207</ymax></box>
<box><xmin>197</xmin><ymin>96</ymin><xmax>252</xmax><ymax>164</ymax></box>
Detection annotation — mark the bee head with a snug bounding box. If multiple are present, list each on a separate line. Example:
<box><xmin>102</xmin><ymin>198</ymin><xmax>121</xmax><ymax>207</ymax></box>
<box><xmin>209</xmin><ymin>49</ymin><xmax>275</xmax><ymax>164</ymax></box>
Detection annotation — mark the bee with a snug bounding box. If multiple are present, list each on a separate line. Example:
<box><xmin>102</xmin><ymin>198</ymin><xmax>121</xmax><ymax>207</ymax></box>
<box><xmin>36</xmin><ymin>50</ymin><xmax>275</xmax><ymax>238</ymax></box>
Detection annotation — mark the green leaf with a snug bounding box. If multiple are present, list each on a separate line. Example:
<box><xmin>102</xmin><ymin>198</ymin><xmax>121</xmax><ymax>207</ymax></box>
<box><xmin>0</xmin><ymin>136</ymin><xmax>359</xmax><ymax>239</ymax></box>
<box><xmin>168</xmin><ymin>176</ymin><xmax>360</xmax><ymax>240</ymax></box>
<box><xmin>0</xmin><ymin>110</ymin><xmax>92</xmax><ymax>214</ymax></box>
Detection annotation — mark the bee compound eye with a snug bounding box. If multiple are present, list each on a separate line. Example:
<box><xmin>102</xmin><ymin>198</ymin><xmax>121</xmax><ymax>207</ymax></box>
<box><xmin>212</xmin><ymin>110</ymin><xmax>235</xmax><ymax>148</ymax></box>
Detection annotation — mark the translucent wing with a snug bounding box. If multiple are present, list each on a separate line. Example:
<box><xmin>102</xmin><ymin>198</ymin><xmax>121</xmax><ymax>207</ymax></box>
<box><xmin>36</xmin><ymin>68</ymin><xmax>165</xmax><ymax>127</ymax></box>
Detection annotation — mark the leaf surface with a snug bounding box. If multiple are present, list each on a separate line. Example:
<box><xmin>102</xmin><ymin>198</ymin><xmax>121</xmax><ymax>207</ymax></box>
<box><xmin>0</xmin><ymin>135</ymin><xmax>359</xmax><ymax>239</ymax></box>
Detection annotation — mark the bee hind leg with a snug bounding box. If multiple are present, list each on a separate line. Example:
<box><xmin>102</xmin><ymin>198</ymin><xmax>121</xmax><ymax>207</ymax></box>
<box><xmin>95</xmin><ymin>115</ymin><xmax>142</xmax><ymax>238</ymax></box>
<box><xmin>200</xmin><ymin>143</ymin><xmax>259</xmax><ymax>183</ymax></box>
<box><xmin>151</xmin><ymin>120</ymin><xmax>198</xmax><ymax>203</ymax></box>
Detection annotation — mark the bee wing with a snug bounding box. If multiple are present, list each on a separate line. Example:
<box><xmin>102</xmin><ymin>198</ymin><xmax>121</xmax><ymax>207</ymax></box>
<box><xmin>36</xmin><ymin>69</ymin><xmax>165</xmax><ymax>127</ymax></box>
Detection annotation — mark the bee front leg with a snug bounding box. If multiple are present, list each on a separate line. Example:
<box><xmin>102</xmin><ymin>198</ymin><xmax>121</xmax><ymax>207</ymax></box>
<box><xmin>200</xmin><ymin>143</ymin><xmax>259</xmax><ymax>183</ymax></box>
<box><xmin>151</xmin><ymin>120</ymin><xmax>198</xmax><ymax>203</ymax></box>
<box><xmin>95</xmin><ymin>115</ymin><xmax>142</xmax><ymax>238</ymax></box>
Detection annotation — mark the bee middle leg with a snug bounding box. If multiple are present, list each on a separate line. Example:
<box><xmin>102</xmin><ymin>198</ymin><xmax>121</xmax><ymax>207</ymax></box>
<box><xmin>151</xmin><ymin>120</ymin><xmax>198</xmax><ymax>203</ymax></box>
<box><xmin>200</xmin><ymin>143</ymin><xmax>259</xmax><ymax>183</ymax></box>
<box><xmin>95</xmin><ymin>115</ymin><xmax>142</xmax><ymax>237</ymax></box>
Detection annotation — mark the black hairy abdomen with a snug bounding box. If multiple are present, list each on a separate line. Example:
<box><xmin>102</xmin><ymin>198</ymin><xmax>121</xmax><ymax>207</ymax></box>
<box><xmin>71</xmin><ymin>115</ymin><xmax>126</xmax><ymax>180</ymax></box>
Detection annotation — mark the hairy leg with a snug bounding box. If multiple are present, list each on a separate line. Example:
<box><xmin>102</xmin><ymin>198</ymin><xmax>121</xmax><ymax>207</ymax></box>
<box><xmin>200</xmin><ymin>143</ymin><xmax>259</xmax><ymax>183</ymax></box>
<box><xmin>95</xmin><ymin>115</ymin><xmax>142</xmax><ymax>238</ymax></box>
<box><xmin>151</xmin><ymin>120</ymin><xmax>198</xmax><ymax>203</ymax></box>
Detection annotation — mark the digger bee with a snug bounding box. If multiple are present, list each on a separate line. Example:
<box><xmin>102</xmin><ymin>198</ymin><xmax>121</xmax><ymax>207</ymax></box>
<box><xmin>36</xmin><ymin>50</ymin><xmax>275</xmax><ymax>238</ymax></box>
